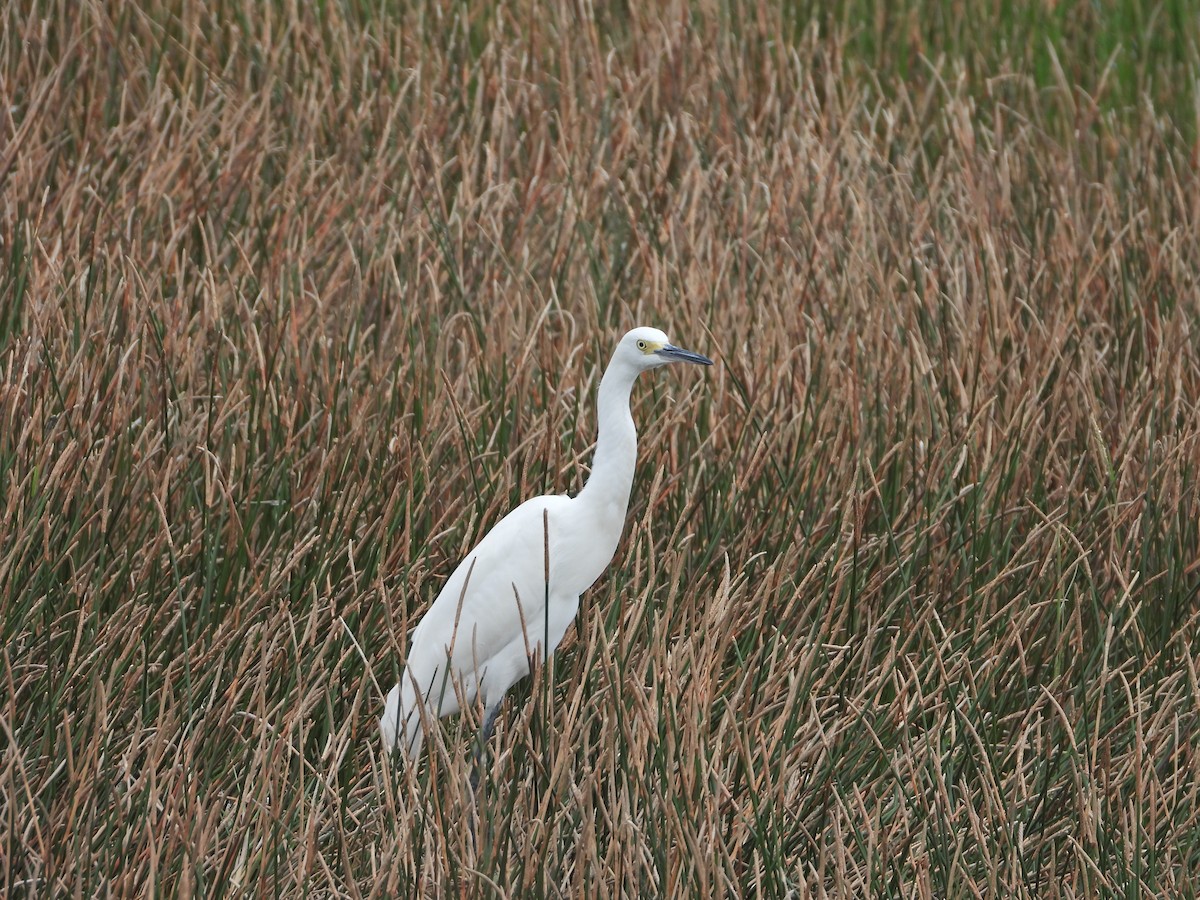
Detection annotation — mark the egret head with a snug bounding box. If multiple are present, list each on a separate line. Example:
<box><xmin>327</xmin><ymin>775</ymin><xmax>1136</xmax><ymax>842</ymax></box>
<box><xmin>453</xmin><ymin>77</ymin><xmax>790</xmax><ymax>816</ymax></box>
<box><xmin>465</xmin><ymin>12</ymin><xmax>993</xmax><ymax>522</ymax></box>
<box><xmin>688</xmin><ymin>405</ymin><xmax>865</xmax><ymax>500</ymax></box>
<box><xmin>619</xmin><ymin>326</ymin><xmax>713</xmax><ymax>372</ymax></box>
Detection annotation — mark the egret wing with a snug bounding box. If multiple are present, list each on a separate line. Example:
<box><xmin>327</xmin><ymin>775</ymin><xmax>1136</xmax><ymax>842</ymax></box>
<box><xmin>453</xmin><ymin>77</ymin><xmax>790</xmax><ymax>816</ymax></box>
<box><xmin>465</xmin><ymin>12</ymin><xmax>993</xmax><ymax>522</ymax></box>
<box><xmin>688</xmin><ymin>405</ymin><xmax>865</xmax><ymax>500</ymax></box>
<box><xmin>406</xmin><ymin>495</ymin><xmax>571</xmax><ymax>684</ymax></box>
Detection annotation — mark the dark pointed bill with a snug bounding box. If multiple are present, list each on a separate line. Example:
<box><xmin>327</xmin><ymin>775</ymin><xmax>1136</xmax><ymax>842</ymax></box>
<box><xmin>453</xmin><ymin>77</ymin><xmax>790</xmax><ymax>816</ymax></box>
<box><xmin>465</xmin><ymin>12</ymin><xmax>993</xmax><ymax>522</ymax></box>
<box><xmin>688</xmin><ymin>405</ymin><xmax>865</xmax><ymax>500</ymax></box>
<box><xmin>655</xmin><ymin>344</ymin><xmax>713</xmax><ymax>366</ymax></box>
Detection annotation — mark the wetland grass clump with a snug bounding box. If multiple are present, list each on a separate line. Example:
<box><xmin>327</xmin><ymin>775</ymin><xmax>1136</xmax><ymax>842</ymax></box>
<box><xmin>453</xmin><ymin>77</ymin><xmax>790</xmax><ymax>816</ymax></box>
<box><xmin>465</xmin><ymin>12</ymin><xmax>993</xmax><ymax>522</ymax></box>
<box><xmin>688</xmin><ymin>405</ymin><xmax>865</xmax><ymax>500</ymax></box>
<box><xmin>2</xmin><ymin>1</ymin><xmax>1197</xmax><ymax>895</ymax></box>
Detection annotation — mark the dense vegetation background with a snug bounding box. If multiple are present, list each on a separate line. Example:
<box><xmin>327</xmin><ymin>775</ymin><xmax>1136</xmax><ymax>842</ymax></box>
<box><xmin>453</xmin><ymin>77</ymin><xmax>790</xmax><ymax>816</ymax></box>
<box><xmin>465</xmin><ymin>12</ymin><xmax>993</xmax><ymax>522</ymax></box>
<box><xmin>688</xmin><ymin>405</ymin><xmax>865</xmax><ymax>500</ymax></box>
<box><xmin>2</xmin><ymin>0</ymin><xmax>1199</xmax><ymax>895</ymax></box>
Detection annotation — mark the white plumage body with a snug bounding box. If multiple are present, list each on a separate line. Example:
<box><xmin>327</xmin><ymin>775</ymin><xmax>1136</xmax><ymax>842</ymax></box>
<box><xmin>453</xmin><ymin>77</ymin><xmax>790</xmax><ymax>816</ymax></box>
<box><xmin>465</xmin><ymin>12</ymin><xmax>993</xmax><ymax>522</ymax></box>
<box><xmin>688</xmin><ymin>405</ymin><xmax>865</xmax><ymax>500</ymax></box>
<box><xmin>380</xmin><ymin>327</ymin><xmax>711</xmax><ymax>758</ymax></box>
<box><xmin>381</xmin><ymin>491</ymin><xmax>625</xmax><ymax>757</ymax></box>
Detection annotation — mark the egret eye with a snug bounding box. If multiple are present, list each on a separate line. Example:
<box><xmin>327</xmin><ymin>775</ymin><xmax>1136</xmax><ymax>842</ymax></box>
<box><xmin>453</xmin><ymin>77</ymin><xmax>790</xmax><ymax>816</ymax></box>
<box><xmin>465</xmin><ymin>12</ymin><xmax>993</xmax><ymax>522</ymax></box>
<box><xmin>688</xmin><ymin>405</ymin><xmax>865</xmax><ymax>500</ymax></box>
<box><xmin>636</xmin><ymin>340</ymin><xmax>647</xmax><ymax>350</ymax></box>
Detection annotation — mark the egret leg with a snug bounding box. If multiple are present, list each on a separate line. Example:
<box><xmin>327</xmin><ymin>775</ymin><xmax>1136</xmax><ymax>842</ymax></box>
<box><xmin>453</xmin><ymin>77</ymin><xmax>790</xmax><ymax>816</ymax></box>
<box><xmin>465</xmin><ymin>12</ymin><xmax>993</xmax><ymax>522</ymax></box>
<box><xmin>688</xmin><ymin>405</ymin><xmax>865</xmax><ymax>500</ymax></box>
<box><xmin>479</xmin><ymin>702</ymin><xmax>502</xmax><ymax>746</ymax></box>
<box><xmin>468</xmin><ymin>701</ymin><xmax>503</xmax><ymax>849</ymax></box>
<box><xmin>469</xmin><ymin>702</ymin><xmax>502</xmax><ymax>795</ymax></box>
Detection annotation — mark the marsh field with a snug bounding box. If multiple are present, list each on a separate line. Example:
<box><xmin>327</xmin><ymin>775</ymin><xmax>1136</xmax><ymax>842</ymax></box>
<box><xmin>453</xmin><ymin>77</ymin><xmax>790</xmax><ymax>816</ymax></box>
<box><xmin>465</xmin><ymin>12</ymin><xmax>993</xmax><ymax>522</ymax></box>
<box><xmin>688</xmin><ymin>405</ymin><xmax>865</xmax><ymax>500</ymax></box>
<box><xmin>3</xmin><ymin>1</ymin><xmax>1200</xmax><ymax>896</ymax></box>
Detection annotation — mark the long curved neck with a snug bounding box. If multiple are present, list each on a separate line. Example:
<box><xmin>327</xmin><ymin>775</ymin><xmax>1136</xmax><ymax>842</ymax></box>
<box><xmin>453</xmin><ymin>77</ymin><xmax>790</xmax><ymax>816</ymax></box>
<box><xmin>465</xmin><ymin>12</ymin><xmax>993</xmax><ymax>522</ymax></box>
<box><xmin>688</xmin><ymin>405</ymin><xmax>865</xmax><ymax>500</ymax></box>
<box><xmin>577</xmin><ymin>358</ymin><xmax>639</xmax><ymax>511</ymax></box>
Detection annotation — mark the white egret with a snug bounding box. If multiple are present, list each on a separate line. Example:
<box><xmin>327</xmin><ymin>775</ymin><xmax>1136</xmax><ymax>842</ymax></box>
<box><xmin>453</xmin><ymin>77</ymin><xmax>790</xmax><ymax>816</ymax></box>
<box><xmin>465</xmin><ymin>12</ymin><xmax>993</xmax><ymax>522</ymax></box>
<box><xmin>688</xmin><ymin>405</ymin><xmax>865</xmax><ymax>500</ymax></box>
<box><xmin>380</xmin><ymin>326</ymin><xmax>712</xmax><ymax>760</ymax></box>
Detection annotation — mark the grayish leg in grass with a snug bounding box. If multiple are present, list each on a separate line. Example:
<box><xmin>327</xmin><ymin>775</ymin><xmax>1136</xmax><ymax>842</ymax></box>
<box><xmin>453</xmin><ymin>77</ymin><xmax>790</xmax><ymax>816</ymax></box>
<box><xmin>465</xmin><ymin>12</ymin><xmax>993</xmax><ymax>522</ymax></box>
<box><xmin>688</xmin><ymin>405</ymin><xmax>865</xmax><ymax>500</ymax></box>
<box><xmin>468</xmin><ymin>701</ymin><xmax>503</xmax><ymax>847</ymax></box>
<box><xmin>469</xmin><ymin>701</ymin><xmax>502</xmax><ymax>796</ymax></box>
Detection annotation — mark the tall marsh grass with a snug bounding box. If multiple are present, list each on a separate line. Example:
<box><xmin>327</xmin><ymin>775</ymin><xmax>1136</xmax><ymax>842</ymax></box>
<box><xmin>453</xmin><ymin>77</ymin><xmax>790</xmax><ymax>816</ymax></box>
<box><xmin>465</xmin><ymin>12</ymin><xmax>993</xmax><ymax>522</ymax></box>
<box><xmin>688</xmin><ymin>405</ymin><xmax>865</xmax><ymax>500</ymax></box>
<box><xmin>2</xmin><ymin>0</ymin><xmax>1199</xmax><ymax>895</ymax></box>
